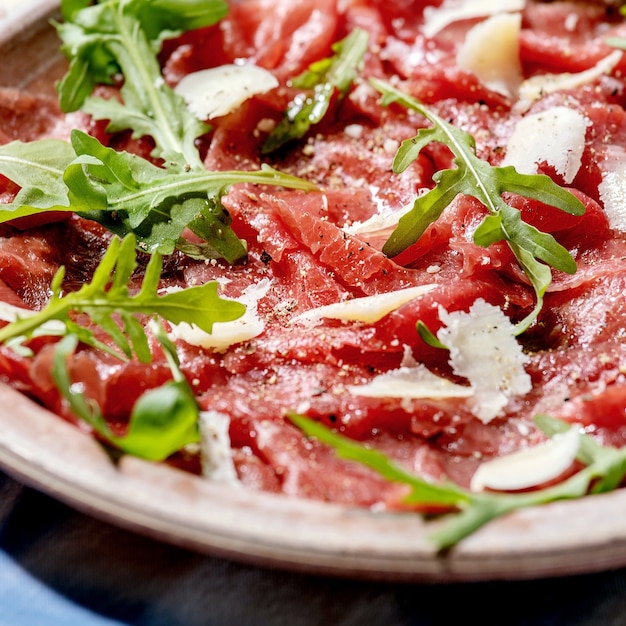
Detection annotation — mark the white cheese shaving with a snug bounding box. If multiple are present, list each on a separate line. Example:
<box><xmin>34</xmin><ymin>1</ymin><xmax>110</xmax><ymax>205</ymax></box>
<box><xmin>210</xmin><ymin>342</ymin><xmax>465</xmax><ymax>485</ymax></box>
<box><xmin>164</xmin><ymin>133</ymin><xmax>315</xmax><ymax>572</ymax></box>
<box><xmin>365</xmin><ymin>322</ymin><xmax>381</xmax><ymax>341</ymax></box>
<box><xmin>174</xmin><ymin>64</ymin><xmax>279</xmax><ymax>120</ymax></box>
<box><xmin>437</xmin><ymin>299</ymin><xmax>532</xmax><ymax>423</ymax></box>
<box><xmin>289</xmin><ymin>284</ymin><xmax>437</xmax><ymax>327</ymax></box>
<box><xmin>456</xmin><ymin>12</ymin><xmax>523</xmax><ymax>98</ymax></box>
<box><xmin>0</xmin><ymin>301</ymin><xmax>64</xmax><ymax>333</ymax></box>
<box><xmin>422</xmin><ymin>0</ymin><xmax>525</xmax><ymax>38</ymax></box>
<box><xmin>347</xmin><ymin>363</ymin><xmax>473</xmax><ymax>400</ymax></box>
<box><xmin>0</xmin><ymin>301</ymin><xmax>34</xmax><ymax>323</ymax></box>
<box><xmin>598</xmin><ymin>146</ymin><xmax>626</xmax><ymax>232</ymax></box>
<box><xmin>470</xmin><ymin>427</ymin><xmax>580</xmax><ymax>492</ymax></box>
<box><xmin>168</xmin><ymin>278</ymin><xmax>272</xmax><ymax>351</ymax></box>
<box><xmin>502</xmin><ymin>106</ymin><xmax>590</xmax><ymax>184</ymax></box>
<box><xmin>514</xmin><ymin>50</ymin><xmax>623</xmax><ymax>114</ymax></box>
<box><xmin>199</xmin><ymin>410</ymin><xmax>239</xmax><ymax>484</ymax></box>
<box><xmin>343</xmin><ymin>199</ymin><xmax>413</xmax><ymax>238</ymax></box>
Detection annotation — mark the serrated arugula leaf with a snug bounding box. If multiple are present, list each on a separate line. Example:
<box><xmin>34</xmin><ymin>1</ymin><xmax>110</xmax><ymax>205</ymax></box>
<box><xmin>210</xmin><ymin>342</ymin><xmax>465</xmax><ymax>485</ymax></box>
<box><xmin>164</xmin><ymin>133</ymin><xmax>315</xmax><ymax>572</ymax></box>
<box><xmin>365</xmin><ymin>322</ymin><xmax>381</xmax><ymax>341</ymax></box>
<box><xmin>0</xmin><ymin>234</ymin><xmax>246</xmax><ymax>360</ymax></box>
<box><xmin>63</xmin><ymin>129</ymin><xmax>314</xmax><ymax>260</ymax></box>
<box><xmin>52</xmin><ymin>331</ymin><xmax>200</xmax><ymax>461</ymax></box>
<box><xmin>290</xmin><ymin>413</ymin><xmax>626</xmax><ymax>550</ymax></box>
<box><xmin>262</xmin><ymin>28</ymin><xmax>369</xmax><ymax>154</ymax></box>
<box><xmin>56</xmin><ymin>0</ymin><xmax>227</xmax><ymax>167</ymax></box>
<box><xmin>371</xmin><ymin>79</ymin><xmax>586</xmax><ymax>331</ymax></box>
<box><xmin>0</xmin><ymin>130</ymin><xmax>316</xmax><ymax>261</ymax></box>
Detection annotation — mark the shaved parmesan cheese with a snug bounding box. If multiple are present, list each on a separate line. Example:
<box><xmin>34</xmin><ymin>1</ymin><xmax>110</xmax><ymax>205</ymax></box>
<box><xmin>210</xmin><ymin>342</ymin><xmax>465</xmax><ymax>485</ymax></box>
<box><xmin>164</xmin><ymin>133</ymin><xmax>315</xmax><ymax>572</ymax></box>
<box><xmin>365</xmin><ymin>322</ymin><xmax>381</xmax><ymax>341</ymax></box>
<box><xmin>502</xmin><ymin>106</ymin><xmax>589</xmax><ymax>184</ymax></box>
<box><xmin>514</xmin><ymin>50</ymin><xmax>622</xmax><ymax>113</ymax></box>
<box><xmin>437</xmin><ymin>299</ymin><xmax>531</xmax><ymax>423</ymax></box>
<box><xmin>456</xmin><ymin>13</ymin><xmax>523</xmax><ymax>98</ymax></box>
<box><xmin>422</xmin><ymin>0</ymin><xmax>525</xmax><ymax>38</ymax></box>
<box><xmin>0</xmin><ymin>301</ymin><xmax>63</xmax><ymax>333</ymax></box>
<box><xmin>174</xmin><ymin>64</ymin><xmax>279</xmax><ymax>120</ymax></box>
<box><xmin>290</xmin><ymin>284</ymin><xmax>437</xmax><ymax>327</ymax></box>
<box><xmin>470</xmin><ymin>427</ymin><xmax>580</xmax><ymax>492</ymax></box>
<box><xmin>347</xmin><ymin>363</ymin><xmax>473</xmax><ymax>400</ymax></box>
<box><xmin>343</xmin><ymin>199</ymin><xmax>413</xmax><ymax>238</ymax></box>
<box><xmin>0</xmin><ymin>301</ymin><xmax>34</xmax><ymax>323</ymax></box>
<box><xmin>598</xmin><ymin>146</ymin><xmax>626</xmax><ymax>232</ymax></box>
<box><xmin>168</xmin><ymin>278</ymin><xmax>272</xmax><ymax>351</ymax></box>
<box><xmin>199</xmin><ymin>410</ymin><xmax>239</xmax><ymax>484</ymax></box>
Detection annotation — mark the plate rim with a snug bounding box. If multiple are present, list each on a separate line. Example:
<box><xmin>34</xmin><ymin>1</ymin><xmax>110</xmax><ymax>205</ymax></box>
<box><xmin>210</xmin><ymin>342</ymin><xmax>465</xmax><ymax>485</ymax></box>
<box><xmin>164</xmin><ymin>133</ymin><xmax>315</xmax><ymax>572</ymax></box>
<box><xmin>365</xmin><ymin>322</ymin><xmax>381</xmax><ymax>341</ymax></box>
<box><xmin>2</xmin><ymin>382</ymin><xmax>626</xmax><ymax>583</ymax></box>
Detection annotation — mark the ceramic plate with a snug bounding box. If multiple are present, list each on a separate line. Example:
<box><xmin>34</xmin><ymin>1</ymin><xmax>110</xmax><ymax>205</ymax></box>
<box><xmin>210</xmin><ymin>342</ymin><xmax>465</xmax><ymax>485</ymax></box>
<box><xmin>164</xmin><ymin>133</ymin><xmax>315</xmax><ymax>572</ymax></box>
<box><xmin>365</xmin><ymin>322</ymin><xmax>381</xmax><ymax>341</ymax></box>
<box><xmin>1</xmin><ymin>1</ymin><xmax>626</xmax><ymax>583</ymax></box>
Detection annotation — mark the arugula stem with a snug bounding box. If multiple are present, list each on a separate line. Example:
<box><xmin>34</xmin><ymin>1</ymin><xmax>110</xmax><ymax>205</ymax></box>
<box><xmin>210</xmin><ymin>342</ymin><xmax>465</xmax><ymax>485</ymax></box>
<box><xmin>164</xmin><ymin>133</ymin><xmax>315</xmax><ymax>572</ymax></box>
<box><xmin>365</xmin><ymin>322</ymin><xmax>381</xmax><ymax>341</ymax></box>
<box><xmin>111</xmin><ymin>10</ymin><xmax>203</xmax><ymax>169</ymax></box>
<box><xmin>103</xmin><ymin>168</ymin><xmax>317</xmax><ymax>212</ymax></box>
<box><xmin>412</xmin><ymin>101</ymin><xmax>499</xmax><ymax>216</ymax></box>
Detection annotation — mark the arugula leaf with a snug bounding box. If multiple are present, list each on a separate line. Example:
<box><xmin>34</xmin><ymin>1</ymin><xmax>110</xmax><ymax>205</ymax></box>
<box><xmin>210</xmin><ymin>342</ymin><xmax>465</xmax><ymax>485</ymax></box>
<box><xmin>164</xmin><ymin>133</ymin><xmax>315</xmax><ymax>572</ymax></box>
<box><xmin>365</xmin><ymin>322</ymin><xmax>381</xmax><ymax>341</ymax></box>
<box><xmin>64</xmin><ymin>130</ymin><xmax>315</xmax><ymax>259</ymax></box>
<box><xmin>290</xmin><ymin>413</ymin><xmax>626</xmax><ymax>550</ymax></box>
<box><xmin>0</xmin><ymin>233</ymin><xmax>245</xmax><ymax>360</ymax></box>
<box><xmin>262</xmin><ymin>28</ymin><xmax>369</xmax><ymax>154</ymax></box>
<box><xmin>0</xmin><ymin>131</ymin><xmax>316</xmax><ymax>261</ymax></box>
<box><xmin>0</xmin><ymin>140</ymin><xmax>75</xmax><ymax>220</ymax></box>
<box><xmin>52</xmin><ymin>331</ymin><xmax>200</xmax><ymax>461</ymax></box>
<box><xmin>56</xmin><ymin>0</ymin><xmax>228</xmax><ymax>167</ymax></box>
<box><xmin>371</xmin><ymin>79</ymin><xmax>586</xmax><ymax>331</ymax></box>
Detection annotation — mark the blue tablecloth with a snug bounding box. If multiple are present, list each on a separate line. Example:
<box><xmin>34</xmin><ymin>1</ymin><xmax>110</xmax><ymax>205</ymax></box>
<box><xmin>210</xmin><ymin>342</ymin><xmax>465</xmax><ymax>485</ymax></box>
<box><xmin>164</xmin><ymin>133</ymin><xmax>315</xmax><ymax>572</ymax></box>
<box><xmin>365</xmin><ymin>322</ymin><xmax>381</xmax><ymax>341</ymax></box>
<box><xmin>2</xmin><ymin>471</ymin><xmax>626</xmax><ymax>625</ymax></box>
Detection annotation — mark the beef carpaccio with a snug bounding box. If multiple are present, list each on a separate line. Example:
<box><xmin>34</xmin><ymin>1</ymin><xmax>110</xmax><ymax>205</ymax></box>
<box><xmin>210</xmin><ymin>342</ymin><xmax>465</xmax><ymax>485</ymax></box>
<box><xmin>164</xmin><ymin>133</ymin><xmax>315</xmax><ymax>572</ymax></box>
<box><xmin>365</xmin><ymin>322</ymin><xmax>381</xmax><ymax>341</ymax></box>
<box><xmin>1</xmin><ymin>0</ymin><xmax>626</xmax><ymax>516</ymax></box>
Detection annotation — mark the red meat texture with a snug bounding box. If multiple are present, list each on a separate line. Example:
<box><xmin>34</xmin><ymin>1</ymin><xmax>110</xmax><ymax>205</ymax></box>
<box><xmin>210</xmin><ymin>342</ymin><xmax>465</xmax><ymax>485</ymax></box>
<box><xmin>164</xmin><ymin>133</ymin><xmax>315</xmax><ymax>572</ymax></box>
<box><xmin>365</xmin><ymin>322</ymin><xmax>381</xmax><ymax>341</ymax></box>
<box><xmin>1</xmin><ymin>0</ymin><xmax>626</xmax><ymax>506</ymax></box>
